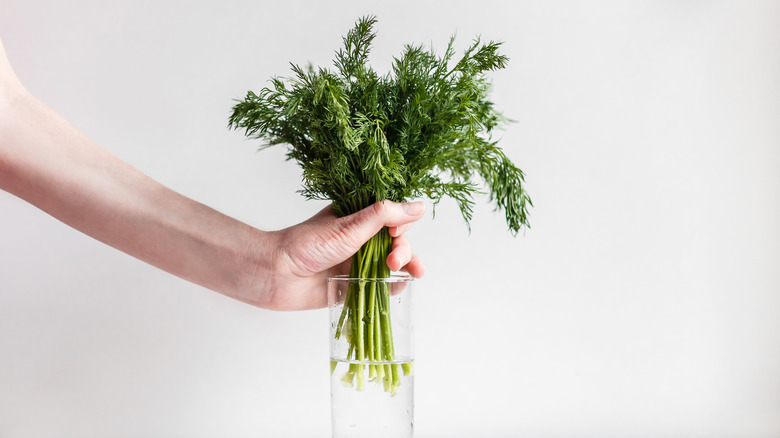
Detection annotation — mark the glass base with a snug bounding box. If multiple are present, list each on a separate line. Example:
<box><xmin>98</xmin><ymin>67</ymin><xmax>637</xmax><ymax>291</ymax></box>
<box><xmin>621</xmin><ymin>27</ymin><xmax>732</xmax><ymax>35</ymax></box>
<box><xmin>330</xmin><ymin>360</ymin><xmax>414</xmax><ymax>438</ymax></box>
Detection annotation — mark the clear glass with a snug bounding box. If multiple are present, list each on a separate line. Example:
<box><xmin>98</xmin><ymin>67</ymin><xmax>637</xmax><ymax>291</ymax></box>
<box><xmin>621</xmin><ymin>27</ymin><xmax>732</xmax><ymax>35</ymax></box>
<box><xmin>328</xmin><ymin>274</ymin><xmax>415</xmax><ymax>438</ymax></box>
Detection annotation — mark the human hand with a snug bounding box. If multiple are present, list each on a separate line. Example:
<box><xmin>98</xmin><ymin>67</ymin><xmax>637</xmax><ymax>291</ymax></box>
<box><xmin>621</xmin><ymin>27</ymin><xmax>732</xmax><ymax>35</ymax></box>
<box><xmin>240</xmin><ymin>201</ymin><xmax>426</xmax><ymax>311</ymax></box>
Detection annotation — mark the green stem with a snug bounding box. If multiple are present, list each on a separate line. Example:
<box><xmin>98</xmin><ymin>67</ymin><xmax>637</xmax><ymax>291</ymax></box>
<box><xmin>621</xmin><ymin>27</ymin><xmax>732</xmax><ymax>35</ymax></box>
<box><xmin>357</xmin><ymin>281</ymin><xmax>365</xmax><ymax>361</ymax></box>
<box><xmin>334</xmin><ymin>227</ymin><xmax>405</xmax><ymax>394</ymax></box>
<box><xmin>367</xmin><ymin>266</ymin><xmax>377</xmax><ymax>361</ymax></box>
<box><xmin>335</xmin><ymin>258</ymin><xmax>360</xmax><ymax>340</ymax></box>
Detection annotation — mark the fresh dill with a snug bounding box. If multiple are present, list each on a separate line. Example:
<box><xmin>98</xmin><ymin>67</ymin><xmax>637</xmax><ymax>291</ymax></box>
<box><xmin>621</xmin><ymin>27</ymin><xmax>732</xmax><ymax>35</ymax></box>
<box><xmin>229</xmin><ymin>16</ymin><xmax>531</xmax><ymax>233</ymax></box>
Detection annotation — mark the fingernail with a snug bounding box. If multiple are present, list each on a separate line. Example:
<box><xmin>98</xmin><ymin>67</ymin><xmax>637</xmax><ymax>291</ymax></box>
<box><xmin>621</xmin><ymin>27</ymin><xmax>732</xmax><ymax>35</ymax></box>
<box><xmin>402</xmin><ymin>202</ymin><xmax>425</xmax><ymax>216</ymax></box>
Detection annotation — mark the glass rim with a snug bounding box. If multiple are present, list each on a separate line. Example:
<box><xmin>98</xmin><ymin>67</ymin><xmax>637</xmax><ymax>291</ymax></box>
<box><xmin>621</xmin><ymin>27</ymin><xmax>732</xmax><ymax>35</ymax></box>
<box><xmin>327</xmin><ymin>273</ymin><xmax>414</xmax><ymax>283</ymax></box>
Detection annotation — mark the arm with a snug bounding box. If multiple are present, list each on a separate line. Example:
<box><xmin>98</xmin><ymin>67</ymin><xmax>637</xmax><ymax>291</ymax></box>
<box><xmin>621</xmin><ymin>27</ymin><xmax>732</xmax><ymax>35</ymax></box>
<box><xmin>0</xmin><ymin>38</ymin><xmax>424</xmax><ymax>311</ymax></box>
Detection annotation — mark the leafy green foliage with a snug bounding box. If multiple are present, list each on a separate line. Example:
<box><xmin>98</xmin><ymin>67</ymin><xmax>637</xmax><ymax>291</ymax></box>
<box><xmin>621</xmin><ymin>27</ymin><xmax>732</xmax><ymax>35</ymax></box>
<box><xmin>229</xmin><ymin>16</ymin><xmax>531</xmax><ymax>233</ymax></box>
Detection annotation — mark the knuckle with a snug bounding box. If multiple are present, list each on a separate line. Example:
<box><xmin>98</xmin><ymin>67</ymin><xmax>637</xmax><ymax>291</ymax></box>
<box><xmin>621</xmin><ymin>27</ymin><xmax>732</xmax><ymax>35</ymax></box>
<box><xmin>371</xmin><ymin>201</ymin><xmax>387</xmax><ymax>218</ymax></box>
<box><xmin>331</xmin><ymin>221</ymin><xmax>356</xmax><ymax>249</ymax></box>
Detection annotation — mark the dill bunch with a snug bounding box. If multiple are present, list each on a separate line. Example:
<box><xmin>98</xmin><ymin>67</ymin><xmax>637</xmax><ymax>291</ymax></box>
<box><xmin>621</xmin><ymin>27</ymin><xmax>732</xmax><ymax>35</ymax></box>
<box><xmin>229</xmin><ymin>15</ymin><xmax>531</xmax><ymax>233</ymax></box>
<box><xmin>228</xmin><ymin>16</ymin><xmax>531</xmax><ymax>394</ymax></box>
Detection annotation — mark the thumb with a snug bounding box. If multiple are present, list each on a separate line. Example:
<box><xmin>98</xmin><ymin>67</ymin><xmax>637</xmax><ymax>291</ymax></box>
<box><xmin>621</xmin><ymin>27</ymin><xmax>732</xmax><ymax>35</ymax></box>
<box><xmin>333</xmin><ymin>200</ymin><xmax>425</xmax><ymax>254</ymax></box>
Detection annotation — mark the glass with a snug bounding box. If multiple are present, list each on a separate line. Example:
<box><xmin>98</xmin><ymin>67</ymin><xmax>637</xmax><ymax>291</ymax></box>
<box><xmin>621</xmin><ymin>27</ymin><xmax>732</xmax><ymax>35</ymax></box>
<box><xmin>328</xmin><ymin>274</ymin><xmax>415</xmax><ymax>438</ymax></box>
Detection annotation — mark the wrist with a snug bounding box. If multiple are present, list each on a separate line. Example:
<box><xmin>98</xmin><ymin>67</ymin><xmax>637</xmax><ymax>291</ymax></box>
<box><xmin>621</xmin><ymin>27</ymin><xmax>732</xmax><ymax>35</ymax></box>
<box><xmin>233</xmin><ymin>227</ymin><xmax>284</xmax><ymax>309</ymax></box>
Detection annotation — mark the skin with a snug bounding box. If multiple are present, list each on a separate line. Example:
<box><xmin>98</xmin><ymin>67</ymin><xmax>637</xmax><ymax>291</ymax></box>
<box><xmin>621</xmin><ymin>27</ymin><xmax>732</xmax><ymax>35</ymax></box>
<box><xmin>0</xmin><ymin>38</ymin><xmax>425</xmax><ymax>311</ymax></box>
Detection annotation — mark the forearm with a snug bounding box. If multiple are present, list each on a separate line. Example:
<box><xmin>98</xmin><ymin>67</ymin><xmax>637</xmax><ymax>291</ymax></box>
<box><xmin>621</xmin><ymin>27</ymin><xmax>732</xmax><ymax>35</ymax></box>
<box><xmin>0</xmin><ymin>93</ymin><xmax>271</xmax><ymax>302</ymax></box>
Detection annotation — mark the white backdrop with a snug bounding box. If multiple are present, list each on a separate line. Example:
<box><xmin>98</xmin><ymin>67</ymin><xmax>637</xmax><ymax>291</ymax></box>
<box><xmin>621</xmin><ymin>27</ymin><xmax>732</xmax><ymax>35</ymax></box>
<box><xmin>1</xmin><ymin>1</ymin><xmax>779</xmax><ymax>437</ymax></box>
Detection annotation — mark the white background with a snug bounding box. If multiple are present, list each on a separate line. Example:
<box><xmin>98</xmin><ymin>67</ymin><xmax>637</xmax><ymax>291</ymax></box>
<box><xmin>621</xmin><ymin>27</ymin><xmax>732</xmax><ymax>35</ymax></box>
<box><xmin>1</xmin><ymin>1</ymin><xmax>779</xmax><ymax>437</ymax></box>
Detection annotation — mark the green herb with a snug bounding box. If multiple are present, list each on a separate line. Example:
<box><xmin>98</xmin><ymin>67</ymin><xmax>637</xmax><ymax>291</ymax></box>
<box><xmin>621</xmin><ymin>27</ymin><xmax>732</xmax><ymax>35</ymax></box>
<box><xmin>229</xmin><ymin>16</ymin><xmax>531</xmax><ymax>393</ymax></box>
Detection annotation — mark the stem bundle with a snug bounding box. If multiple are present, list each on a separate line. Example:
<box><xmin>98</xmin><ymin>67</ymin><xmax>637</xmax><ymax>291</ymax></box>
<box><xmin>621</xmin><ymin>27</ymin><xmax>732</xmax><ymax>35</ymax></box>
<box><xmin>333</xmin><ymin>228</ymin><xmax>411</xmax><ymax>394</ymax></box>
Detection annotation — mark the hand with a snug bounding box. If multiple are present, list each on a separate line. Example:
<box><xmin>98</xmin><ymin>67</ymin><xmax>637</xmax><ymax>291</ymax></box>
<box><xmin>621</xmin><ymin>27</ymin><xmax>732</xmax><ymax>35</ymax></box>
<box><xmin>241</xmin><ymin>201</ymin><xmax>426</xmax><ymax>311</ymax></box>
